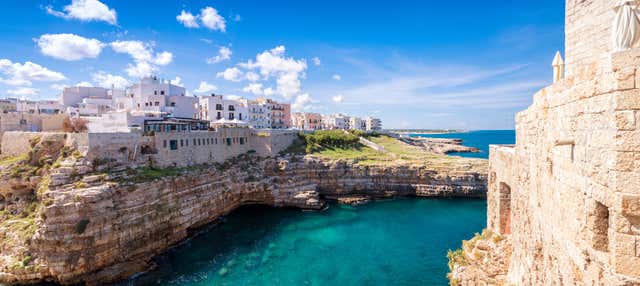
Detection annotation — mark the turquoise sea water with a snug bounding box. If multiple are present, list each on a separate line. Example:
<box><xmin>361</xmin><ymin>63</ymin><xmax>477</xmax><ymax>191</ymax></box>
<box><xmin>119</xmin><ymin>130</ymin><xmax>515</xmax><ymax>286</ymax></box>
<box><xmin>411</xmin><ymin>130</ymin><xmax>516</xmax><ymax>159</ymax></box>
<box><xmin>127</xmin><ymin>199</ymin><xmax>486</xmax><ymax>286</ymax></box>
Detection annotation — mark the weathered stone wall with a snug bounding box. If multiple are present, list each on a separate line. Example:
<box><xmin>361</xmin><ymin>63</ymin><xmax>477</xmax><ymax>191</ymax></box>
<box><xmin>485</xmin><ymin>48</ymin><xmax>640</xmax><ymax>285</ymax></box>
<box><xmin>1</xmin><ymin>128</ymin><xmax>298</xmax><ymax>168</ymax></box>
<box><xmin>565</xmin><ymin>0</ymin><xmax>616</xmax><ymax>77</ymax></box>
<box><xmin>250</xmin><ymin>129</ymin><xmax>298</xmax><ymax>157</ymax></box>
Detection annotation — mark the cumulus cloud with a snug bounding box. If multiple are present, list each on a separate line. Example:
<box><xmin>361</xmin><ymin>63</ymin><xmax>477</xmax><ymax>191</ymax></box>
<box><xmin>263</xmin><ymin>87</ymin><xmax>275</xmax><ymax>96</ymax></box>
<box><xmin>76</xmin><ymin>81</ymin><xmax>92</xmax><ymax>87</ymax></box>
<box><xmin>8</xmin><ymin>87</ymin><xmax>39</xmax><ymax>97</ymax></box>
<box><xmin>110</xmin><ymin>41</ymin><xmax>173</xmax><ymax>78</ymax></box>
<box><xmin>50</xmin><ymin>84</ymin><xmax>66</xmax><ymax>91</ymax></box>
<box><xmin>91</xmin><ymin>71</ymin><xmax>130</xmax><ymax>89</ymax></box>
<box><xmin>292</xmin><ymin>93</ymin><xmax>313</xmax><ymax>110</ymax></box>
<box><xmin>242</xmin><ymin>83</ymin><xmax>263</xmax><ymax>95</ymax></box>
<box><xmin>200</xmin><ymin>7</ymin><xmax>226</xmax><ymax>32</ymax></box>
<box><xmin>0</xmin><ymin>59</ymin><xmax>66</xmax><ymax>86</ymax></box>
<box><xmin>332</xmin><ymin>74</ymin><xmax>342</xmax><ymax>81</ymax></box>
<box><xmin>245</xmin><ymin>71</ymin><xmax>260</xmax><ymax>82</ymax></box>
<box><xmin>332</xmin><ymin>94</ymin><xmax>343</xmax><ymax>104</ymax></box>
<box><xmin>171</xmin><ymin>76</ymin><xmax>183</xmax><ymax>87</ymax></box>
<box><xmin>216</xmin><ymin>67</ymin><xmax>243</xmax><ymax>82</ymax></box>
<box><xmin>176</xmin><ymin>10</ymin><xmax>199</xmax><ymax>28</ymax></box>
<box><xmin>206</xmin><ymin>46</ymin><xmax>232</xmax><ymax>64</ymax></box>
<box><xmin>37</xmin><ymin>33</ymin><xmax>104</xmax><ymax>61</ymax></box>
<box><xmin>194</xmin><ymin>81</ymin><xmax>218</xmax><ymax>93</ymax></box>
<box><xmin>239</xmin><ymin>45</ymin><xmax>307</xmax><ymax>99</ymax></box>
<box><xmin>312</xmin><ymin>57</ymin><xmax>321</xmax><ymax>66</ymax></box>
<box><xmin>46</xmin><ymin>0</ymin><xmax>117</xmax><ymax>25</ymax></box>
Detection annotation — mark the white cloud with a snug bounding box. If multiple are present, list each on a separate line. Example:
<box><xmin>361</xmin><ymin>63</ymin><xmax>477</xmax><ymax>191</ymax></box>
<box><xmin>110</xmin><ymin>41</ymin><xmax>173</xmax><ymax>77</ymax></box>
<box><xmin>233</xmin><ymin>15</ymin><xmax>242</xmax><ymax>22</ymax></box>
<box><xmin>312</xmin><ymin>57</ymin><xmax>321</xmax><ymax>66</ymax></box>
<box><xmin>154</xmin><ymin>51</ymin><xmax>173</xmax><ymax>66</ymax></box>
<box><xmin>37</xmin><ymin>33</ymin><xmax>104</xmax><ymax>61</ymax></box>
<box><xmin>176</xmin><ymin>10</ymin><xmax>199</xmax><ymax>28</ymax></box>
<box><xmin>226</xmin><ymin>94</ymin><xmax>242</xmax><ymax>100</ymax></box>
<box><xmin>332</xmin><ymin>74</ymin><xmax>342</xmax><ymax>81</ymax></box>
<box><xmin>263</xmin><ymin>87</ymin><xmax>275</xmax><ymax>96</ymax></box>
<box><xmin>76</xmin><ymin>81</ymin><xmax>92</xmax><ymax>87</ymax></box>
<box><xmin>243</xmin><ymin>83</ymin><xmax>263</xmax><ymax>95</ymax></box>
<box><xmin>194</xmin><ymin>81</ymin><xmax>218</xmax><ymax>93</ymax></box>
<box><xmin>292</xmin><ymin>93</ymin><xmax>313</xmax><ymax>110</ymax></box>
<box><xmin>200</xmin><ymin>7</ymin><xmax>226</xmax><ymax>32</ymax></box>
<box><xmin>50</xmin><ymin>84</ymin><xmax>66</xmax><ymax>91</ymax></box>
<box><xmin>240</xmin><ymin>45</ymin><xmax>307</xmax><ymax>99</ymax></box>
<box><xmin>91</xmin><ymin>71</ymin><xmax>130</xmax><ymax>89</ymax></box>
<box><xmin>206</xmin><ymin>46</ymin><xmax>232</xmax><ymax>64</ymax></box>
<box><xmin>46</xmin><ymin>0</ymin><xmax>117</xmax><ymax>25</ymax></box>
<box><xmin>171</xmin><ymin>76</ymin><xmax>183</xmax><ymax>87</ymax></box>
<box><xmin>245</xmin><ymin>71</ymin><xmax>260</xmax><ymax>82</ymax></box>
<box><xmin>332</xmin><ymin>94</ymin><xmax>343</xmax><ymax>104</ymax></box>
<box><xmin>8</xmin><ymin>87</ymin><xmax>39</xmax><ymax>97</ymax></box>
<box><xmin>216</xmin><ymin>67</ymin><xmax>243</xmax><ymax>82</ymax></box>
<box><xmin>0</xmin><ymin>59</ymin><xmax>66</xmax><ymax>86</ymax></box>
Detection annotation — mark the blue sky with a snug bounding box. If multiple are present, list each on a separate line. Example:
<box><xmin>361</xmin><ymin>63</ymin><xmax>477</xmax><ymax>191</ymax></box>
<box><xmin>0</xmin><ymin>0</ymin><xmax>565</xmax><ymax>129</ymax></box>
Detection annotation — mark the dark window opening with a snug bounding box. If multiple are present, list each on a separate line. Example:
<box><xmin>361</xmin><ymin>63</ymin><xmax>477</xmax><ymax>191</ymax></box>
<box><xmin>499</xmin><ymin>182</ymin><xmax>512</xmax><ymax>235</ymax></box>
<box><xmin>591</xmin><ymin>201</ymin><xmax>609</xmax><ymax>252</ymax></box>
<box><xmin>169</xmin><ymin>140</ymin><xmax>178</xmax><ymax>150</ymax></box>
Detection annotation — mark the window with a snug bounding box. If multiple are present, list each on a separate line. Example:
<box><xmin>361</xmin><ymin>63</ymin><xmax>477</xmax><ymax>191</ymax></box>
<box><xmin>215</xmin><ymin>138</ymin><xmax>218</xmax><ymax>144</ymax></box>
<box><xmin>239</xmin><ymin>114</ymin><xmax>243</xmax><ymax>120</ymax></box>
<box><xmin>216</xmin><ymin>104</ymin><xmax>223</xmax><ymax>110</ymax></box>
<box><xmin>154</xmin><ymin>90</ymin><xmax>158</xmax><ymax>95</ymax></box>
<box><xmin>169</xmin><ymin>140</ymin><xmax>178</xmax><ymax>150</ymax></box>
<box><xmin>226</xmin><ymin>138</ymin><xmax>232</xmax><ymax>146</ymax></box>
<box><xmin>193</xmin><ymin>139</ymin><xmax>196</xmax><ymax>145</ymax></box>
<box><xmin>163</xmin><ymin>140</ymin><xmax>167</xmax><ymax>148</ymax></box>
<box><xmin>160</xmin><ymin>90</ymin><xmax>165</xmax><ymax>95</ymax></box>
<box><xmin>170</xmin><ymin>102</ymin><xmax>176</xmax><ymax>107</ymax></box>
<box><xmin>240</xmin><ymin>138</ymin><xmax>244</xmax><ymax>145</ymax></box>
<box><xmin>229</xmin><ymin>113</ymin><xmax>235</xmax><ymax>120</ymax></box>
<box><xmin>228</xmin><ymin>105</ymin><xmax>235</xmax><ymax>111</ymax></box>
<box><xmin>155</xmin><ymin>101</ymin><xmax>160</xmax><ymax>106</ymax></box>
<box><xmin>186</xmin><ymin>139</ymin><xmax>189</xmax><ymax>146</ymax></box>
<box><xmin>180</xmin><ymin>139</ymin><xmax>184</xmax><ymax>147</ymax></box>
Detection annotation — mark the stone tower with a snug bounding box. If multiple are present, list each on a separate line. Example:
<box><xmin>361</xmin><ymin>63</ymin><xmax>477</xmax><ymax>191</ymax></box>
<box><xmin>457</xmin><ymin>0</ymin><xmax>640</xmax><ymax>285</ymax></box>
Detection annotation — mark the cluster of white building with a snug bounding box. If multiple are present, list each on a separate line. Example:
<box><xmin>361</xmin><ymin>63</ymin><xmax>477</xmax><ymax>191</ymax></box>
<box><xmin>291</xmin><ymin>112</ymin><xmax>382</xmax><ymax>132</ymax></box>
<box><xmin>0</xmin><ymin>76</ymin><xmax>296</xmax><ymax>133</ymax></box>
<box><xmin>0</xmin><ymin>76</ymin><xmax>381</xmax><ymax>133</ymax></box>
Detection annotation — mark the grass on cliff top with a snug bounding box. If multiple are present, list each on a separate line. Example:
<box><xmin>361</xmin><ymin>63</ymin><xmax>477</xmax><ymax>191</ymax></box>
<box><xmin>302</xmin><ymin>133</ymin><xmax>486</xmax><ymax>171</ymax></box>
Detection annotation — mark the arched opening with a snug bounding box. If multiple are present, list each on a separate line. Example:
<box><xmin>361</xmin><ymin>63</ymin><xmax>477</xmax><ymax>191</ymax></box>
<box><xmin>499</xmin><ymin>182</ymin><xmax>512</xmax><ymax>235</ymax></box>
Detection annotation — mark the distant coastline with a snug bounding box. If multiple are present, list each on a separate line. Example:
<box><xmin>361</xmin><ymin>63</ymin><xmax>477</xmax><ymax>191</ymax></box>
<box><xmin>386</xmin><ymin>129</ymin><xmax>466</xmax><ymax>135</ymax></box>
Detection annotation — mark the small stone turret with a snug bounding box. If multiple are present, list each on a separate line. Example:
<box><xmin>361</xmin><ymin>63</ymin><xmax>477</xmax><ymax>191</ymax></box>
<box><xmin>551</xmin><ymin>51</ymin><xmax>564</xmax><ymax>83</ymax></box>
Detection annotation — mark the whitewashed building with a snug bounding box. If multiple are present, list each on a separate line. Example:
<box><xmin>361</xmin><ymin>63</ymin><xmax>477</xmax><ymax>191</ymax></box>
<box><xmin>128</xmin><ymin>76</ymin><xmax>197</xmax><ymax>118</ymax></box>
<box><xmin>322</xmin><ymin>114</ymin><xmax>350</xmax><ymax>130</ymax></box>
<box><xmin>365</xmin><ymin>117</ymin><xmax>382</xmax><ymax>131</ymax></box>
<box><xmin>292</xmin><ymin>112</ymin><xmax>322</xmax><ymax>130</ymax></box>
<box><xmin>248</xmin><ymin>98</ymin><xmax>291</xmax><ymax>129</ymax></box>
<box><xmin>198</xmin><ymin>94</ymin><xmax>249</xmax><ymax>123</ymax></box>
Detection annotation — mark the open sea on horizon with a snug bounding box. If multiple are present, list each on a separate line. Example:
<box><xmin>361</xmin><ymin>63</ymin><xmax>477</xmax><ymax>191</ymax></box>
<box><xmin>410</xmin><ymin>130</ymin><xmax>516</xmax><ymax>159</ymax></box>
<box><xmin>120</xmin><ymin>130</ymin><xmax>515</xmax><ymax>286</ymax></box>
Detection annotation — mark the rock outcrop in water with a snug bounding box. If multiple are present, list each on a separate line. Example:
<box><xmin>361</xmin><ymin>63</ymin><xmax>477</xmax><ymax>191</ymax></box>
<box><xmin>0</xmin><ymin>141</ymin><xmax>487</xmax><ymax>285</ymax></box>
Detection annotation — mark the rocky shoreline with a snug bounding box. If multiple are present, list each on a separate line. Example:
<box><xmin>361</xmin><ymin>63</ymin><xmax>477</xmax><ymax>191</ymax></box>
<box><xmin>0</xmin><ymin>137</ymin><xmax>487</xmax><ymax>285</ymax></box>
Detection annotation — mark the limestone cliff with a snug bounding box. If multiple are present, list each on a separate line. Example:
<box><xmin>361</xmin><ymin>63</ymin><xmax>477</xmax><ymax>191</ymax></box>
<box><xmin>0</xmin><ymin>142</ymin><xmax>486</xmax><ymax>285</ymax></box>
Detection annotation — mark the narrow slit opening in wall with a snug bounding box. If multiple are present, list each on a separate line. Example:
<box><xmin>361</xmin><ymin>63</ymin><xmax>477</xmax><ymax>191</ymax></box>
<box><xmin>499</xmin><ymin>182</ymin><xmax>512</xmax><ymax>235</ymax></box>
<box><xmin>592</xmin><ymin>201</ymin><xmax>609</xmax><ymax>252</ymax></box>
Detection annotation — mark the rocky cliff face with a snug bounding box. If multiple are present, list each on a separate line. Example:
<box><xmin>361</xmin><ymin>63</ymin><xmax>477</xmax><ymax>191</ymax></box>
<box><xmin>0</xmin><ymin>151</ymin><xmax>486</xmax><ymax>285</ymax></box>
